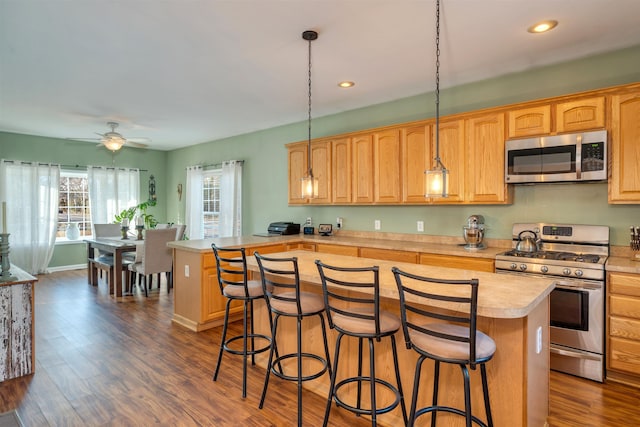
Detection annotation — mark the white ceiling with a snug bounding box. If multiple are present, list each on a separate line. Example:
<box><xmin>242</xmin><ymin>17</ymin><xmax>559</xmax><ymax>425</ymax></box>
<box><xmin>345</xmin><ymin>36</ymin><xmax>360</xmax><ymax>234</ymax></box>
<box><xmin>2</xmin><ymin>0</ymin><xmax>640</xmax><ymax>151</ymax></box>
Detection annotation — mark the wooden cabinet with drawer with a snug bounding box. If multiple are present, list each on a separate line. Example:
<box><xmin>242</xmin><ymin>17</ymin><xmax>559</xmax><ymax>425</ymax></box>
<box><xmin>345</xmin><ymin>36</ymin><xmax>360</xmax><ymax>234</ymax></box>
<box><xmin>315</xmin><ymin>243</ymin><xmax>359</xmax><ymax>257</ymax></box>
<box><xmin>607</xmin><ymin>272</ymin><xmax>640</xmax><ymax>387</ymax></box>
<box><xmin>359</xmin><ymin>247</ymin><xmax>418</xmax><ymax>264</ymax></box>
<box><xmin>419</xmin><ymin>253</ymin><xmax>495</xmax><ymax>272</ymax></box>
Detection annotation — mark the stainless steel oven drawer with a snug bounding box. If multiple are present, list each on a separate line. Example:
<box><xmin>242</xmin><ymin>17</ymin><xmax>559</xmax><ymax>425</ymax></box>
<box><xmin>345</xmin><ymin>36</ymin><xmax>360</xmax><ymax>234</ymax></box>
<box><xmin>550</xmin><ymin>344</ymin><xmax>603</xmax><ymax>382</ymax></box>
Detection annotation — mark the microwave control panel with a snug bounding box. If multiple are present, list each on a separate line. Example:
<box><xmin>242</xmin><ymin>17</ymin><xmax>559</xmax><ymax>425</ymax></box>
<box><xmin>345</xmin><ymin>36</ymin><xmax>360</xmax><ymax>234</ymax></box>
<box><xmin>581</xmin><ymin>142</ymin><xmax>605</xmax><ymax>172</ymax></box>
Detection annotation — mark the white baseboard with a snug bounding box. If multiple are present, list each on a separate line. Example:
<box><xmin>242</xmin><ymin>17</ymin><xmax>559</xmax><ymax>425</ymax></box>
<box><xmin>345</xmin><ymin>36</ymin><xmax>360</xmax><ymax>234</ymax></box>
<box><xmin>47</xmin><ymin>264</ymin><xmax>87</xmax><ymax>273</ymax></box>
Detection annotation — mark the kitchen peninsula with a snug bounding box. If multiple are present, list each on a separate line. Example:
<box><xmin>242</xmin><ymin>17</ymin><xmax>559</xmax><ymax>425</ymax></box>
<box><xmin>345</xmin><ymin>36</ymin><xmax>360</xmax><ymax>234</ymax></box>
<box><xmin>168</xmin><ymin>235</ymin><xmax>554</xmax><ymax>426</ymax></box>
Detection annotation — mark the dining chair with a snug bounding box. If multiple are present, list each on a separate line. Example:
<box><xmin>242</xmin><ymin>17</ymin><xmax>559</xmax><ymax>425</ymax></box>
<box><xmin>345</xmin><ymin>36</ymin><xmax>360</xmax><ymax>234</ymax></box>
<box><xmin>392</xmin><ymin>267</ymin><xmax>495</xmax><ymax>427</ymax></box>
<box><xmin>89</xmin><ymin>223</ymin><xmax>124</xmax><ymax>286</ymax></box>
<box><xmin>315</xmin><ymin>260</ymin><xmax>407</xmax><ymax>427</ymax></box>
<box><xmin>128</xmin><ymin>228</ymin><xmax>176</xmax><ymax>296</ymax></box>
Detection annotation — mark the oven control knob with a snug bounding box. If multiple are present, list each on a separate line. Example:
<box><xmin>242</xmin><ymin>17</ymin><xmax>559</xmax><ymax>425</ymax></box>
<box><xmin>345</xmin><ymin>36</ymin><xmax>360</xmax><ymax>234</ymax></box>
<box><xmin>510</xmin><ymin>263</ymin><xmax>518</xmax><ymax>270</ymax></box>
<box><xmin>575</xmin><ymin>269</ymin><xmax>584</xmax><ymax>277</ymax></box>
<box><xmin>519</xmin><ymin>264</ymin><xmax>527</xmax><ymax>271</ymax></box>
<box><xmin>540</xmin><ymin>266</ymin><xmax>549</xmax><ymax>273</ymax></box>
<box><xmin>563</xmin><ymin>268</ymin><xmax>571</xmax><ymax>276</ymax></box>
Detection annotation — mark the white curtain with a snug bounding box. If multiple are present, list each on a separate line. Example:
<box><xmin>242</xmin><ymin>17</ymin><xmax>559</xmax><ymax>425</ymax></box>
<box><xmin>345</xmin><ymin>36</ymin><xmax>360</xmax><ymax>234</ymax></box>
<box><xmin>219</xmin><ymin>160</ymin><xmax>243</xmax><ymax>237</ymax></box>
<box><xmin>185</xmin><ymin>165</ymin><xmax>203</xmax><ymax>240</ymax></box>
<box><xmin>0</xmin><ymin>160</ymin><xmax>60</xmax><ymax>274</ymax></box>
<box><xmin>87</xmin><ymin>166</ymin><xmax>139</xmax><ymax>226</ymax></box>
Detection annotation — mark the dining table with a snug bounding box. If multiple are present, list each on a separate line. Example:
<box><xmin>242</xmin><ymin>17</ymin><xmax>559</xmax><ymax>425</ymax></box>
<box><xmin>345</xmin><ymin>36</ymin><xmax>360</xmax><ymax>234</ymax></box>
<box><xmin>84</xmin><ymin>236</ymin><xmax>142</xmax><ymax>297</ymax></box>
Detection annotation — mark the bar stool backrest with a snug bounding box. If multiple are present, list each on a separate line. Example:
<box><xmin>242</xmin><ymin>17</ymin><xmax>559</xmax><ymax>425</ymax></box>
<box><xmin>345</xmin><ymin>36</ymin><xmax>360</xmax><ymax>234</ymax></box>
<box><xmin>315</xmin><ymin>260</ymin><xmax>381</xmax><ymax>337</ymax></box>
<box><xmin>392</xmin><ymin>267</ymin><xmax>480</xmax><ymax>366</ymax></box>
<box><xmin>211</xmin><ymin>244</ymin><xmax>250</xmax><ymax>297</ymax></box>
<box><xmin>254</xmin><ymin>252</ymin><xmax>302</xmax><ymax>314</ymax></box>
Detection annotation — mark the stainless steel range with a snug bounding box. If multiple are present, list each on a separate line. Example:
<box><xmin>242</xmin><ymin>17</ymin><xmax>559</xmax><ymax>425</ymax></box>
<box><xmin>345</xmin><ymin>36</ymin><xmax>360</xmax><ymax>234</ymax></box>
<box><xmin>495</xmin><ymin>223</ymin><xmax>609</xmax><ymax>382</ymax></box>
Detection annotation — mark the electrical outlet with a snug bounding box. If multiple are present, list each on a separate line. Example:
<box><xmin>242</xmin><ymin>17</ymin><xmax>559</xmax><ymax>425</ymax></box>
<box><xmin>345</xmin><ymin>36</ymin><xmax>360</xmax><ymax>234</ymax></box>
<box><xmin>374</xmin><ymin>220</ymin><xmax>381</xmax><ymax>230</ymax></box>
<box><xmin>336</xmin><ymin>217</ymin><xmax>343</xmax><ymax>229</ymax></box>
<box><xmin>417</xmin><ymin>221</ymin><xmax>424</xmax><ymax>232</ymax></box>
<box><xmin>184</xmin><ymin>264</ymin><xmax>190</xmax><ymax>278</ymax></box>
<box><xmin>306</xmin><ymin>217</ymin><xmax>312</xmax><ymax>225</ymax></box>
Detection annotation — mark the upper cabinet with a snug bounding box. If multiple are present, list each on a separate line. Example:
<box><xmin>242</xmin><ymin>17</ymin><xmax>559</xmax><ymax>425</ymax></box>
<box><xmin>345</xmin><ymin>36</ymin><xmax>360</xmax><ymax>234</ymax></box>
<box><xmin>352</xmin><ymin>134</ymin><xmax>375</xmax><ymax>204</ymax></box>
<box><xmin>508</xmin><ymin>105</ymin><xmax>551</xmax><ymax>138</ymax></box>
<box><xmin>374</xmin><ymin>129</ymin><xmax>402</xmax><ymax>203</ymax></box>
<box><xmin>402</xmin><ymin>124</ymin><xmax>431</xmax><ymax>203</ymax></box>
<box><xmin>431</xmin><ymin>119</ymin><xmax>466</xmax><ymax>204</ymax></box>
<box><xmin>465</xmin><ymin>113</ymin><xmax>511</xmax><ymax>204</ymax></box>
<box><xmin>308</xmin><ymin>140</ymin><xmax>332</xmax><ymax>204</ymax></box>
<box><xmin>287</xmin><ymin>142</ymin><xmax>307</xmax><ymax>204</ymax></box>
<box><xmin>609</xmin><ymin>91</ymin><xmax>640</xmax><ymax>203</ymax></box>
<box><xmin>331</xmin><ymin>138</ymin><xmax>352</xmax><ymax>204</ymax></box>
<box><xmin>556</xmin><ymin>97</ymin><xmax>605</xmax><ymax>133</ymax></box>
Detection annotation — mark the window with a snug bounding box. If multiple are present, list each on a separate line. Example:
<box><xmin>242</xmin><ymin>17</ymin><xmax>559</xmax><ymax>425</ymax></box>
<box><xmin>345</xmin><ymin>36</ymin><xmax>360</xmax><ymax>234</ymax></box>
<box><xmin>58</xmin><ymin>171</ymin><xmax>92</xmax><ymax>239</ymax></box>
<box><xmin>203</xmin><ymin>170</ymin><xmax>221</xmax><ymax>238</ymax></box>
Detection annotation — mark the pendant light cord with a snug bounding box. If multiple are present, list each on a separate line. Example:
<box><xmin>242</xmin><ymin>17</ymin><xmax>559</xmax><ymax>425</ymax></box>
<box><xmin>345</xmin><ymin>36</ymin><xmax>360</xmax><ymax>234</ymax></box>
<box><xmin>307</xmin><ymin>34</ymin><xmax>313</xmax><ymax>176</ymax></box>
<box><xmin>434</xmin><ymin>0</ymin><xmax>443</xmax><ymax>168</ymax></box>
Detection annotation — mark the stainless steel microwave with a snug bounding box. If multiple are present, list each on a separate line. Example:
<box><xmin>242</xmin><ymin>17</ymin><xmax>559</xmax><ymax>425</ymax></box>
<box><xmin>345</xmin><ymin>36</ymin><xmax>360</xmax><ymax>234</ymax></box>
<box><xmin>505</xmin><ymin>130</ymin><xmax>607</xmax><ymax>183</ymax></box>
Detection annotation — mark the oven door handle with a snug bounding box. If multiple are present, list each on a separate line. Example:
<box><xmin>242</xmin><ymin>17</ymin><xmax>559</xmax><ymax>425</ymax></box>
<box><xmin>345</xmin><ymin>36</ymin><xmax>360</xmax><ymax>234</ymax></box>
<box><xmin>550</xmin><ymin>346</ymin><xmax>601</xmax><ymax>361</ymax></box>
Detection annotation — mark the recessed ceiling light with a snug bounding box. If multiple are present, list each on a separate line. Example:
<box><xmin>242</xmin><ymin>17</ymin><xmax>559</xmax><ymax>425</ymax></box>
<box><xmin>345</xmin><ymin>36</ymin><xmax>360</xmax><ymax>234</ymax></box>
<box><xmin>527</xmin><ymin>20</ymin><xmax>558</xmax><ymax>34</ymax></box>
<box><xmin>338</xmin><ymin>81</ymin><xmax>355</xmax><ymax>88</ymax></box>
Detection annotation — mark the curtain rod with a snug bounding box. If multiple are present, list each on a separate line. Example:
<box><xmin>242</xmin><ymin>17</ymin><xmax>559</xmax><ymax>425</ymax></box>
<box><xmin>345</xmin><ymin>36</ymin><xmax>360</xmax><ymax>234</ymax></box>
<box><xmin>186</xmin><ymin>159</ymin><xmax>244</xmax><ymax>170</ymax></box>
<box><xmin>1</xmin><ymin>160</ymin><xmax>147</xmax><ymax>172</ymax></box>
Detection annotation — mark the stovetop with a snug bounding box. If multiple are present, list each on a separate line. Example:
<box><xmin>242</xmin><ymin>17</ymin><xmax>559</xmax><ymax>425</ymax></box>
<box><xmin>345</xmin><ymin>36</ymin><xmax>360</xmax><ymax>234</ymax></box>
<box><xmin>499</xmin><ymin>250</ymin><xmax>602</xmax><ymax>264</ymax></box>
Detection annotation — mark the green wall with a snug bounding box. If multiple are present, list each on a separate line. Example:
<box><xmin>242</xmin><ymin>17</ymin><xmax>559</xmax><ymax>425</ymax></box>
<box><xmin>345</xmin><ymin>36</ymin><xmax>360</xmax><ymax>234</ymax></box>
<box><xmin>167</xmin><ymin>45</ymin><xmax>640</xmax><ymax>247</ymax></box>
<box><xmin>0</xmin><ymin>132</ymin><xmax>168</xmax><ymax>267</ymax></box>
<box><xmin>2</xmin><ymin>45</ymin><xmax>640</xmax><ymax>268</ymax></box>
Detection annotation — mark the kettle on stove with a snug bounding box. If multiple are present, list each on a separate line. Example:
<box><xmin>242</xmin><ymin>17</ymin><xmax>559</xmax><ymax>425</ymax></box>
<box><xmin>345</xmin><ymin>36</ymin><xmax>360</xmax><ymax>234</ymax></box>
<box><xmin>516</xmin><ymin>230</ymin><xmax>540</xmax><ymax>253</ymax></box>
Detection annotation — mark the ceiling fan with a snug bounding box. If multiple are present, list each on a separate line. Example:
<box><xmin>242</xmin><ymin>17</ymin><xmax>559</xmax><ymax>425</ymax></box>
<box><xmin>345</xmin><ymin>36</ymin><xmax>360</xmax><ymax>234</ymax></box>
<box><xmin>67</xmin><ymin>122</ymin><xmax>150</xmax><ymax>152</ymax></box>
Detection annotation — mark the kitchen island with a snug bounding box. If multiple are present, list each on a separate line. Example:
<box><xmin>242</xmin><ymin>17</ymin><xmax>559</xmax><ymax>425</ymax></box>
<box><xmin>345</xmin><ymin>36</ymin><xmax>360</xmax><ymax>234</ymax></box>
<box><xmin>245</xmin><ymin>250</ymin><xmax>553</xmax><ymax>427</ymax></box>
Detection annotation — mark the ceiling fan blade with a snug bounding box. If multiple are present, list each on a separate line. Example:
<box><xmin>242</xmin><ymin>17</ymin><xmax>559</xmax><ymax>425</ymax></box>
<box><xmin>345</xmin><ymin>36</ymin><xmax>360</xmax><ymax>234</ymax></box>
<box><xmin>126</xmin><ymin>140</ymin><xmax>148</xmax><ymax>148</ymax></box>
<box><xmin>126</xmin><ymin>137</ymin><xmax>151</xmax><ymax>143</ymax></box>
<box><xmin>66</xmin><ymin>137</ymin><xmax>102</xmax><ymax>142</ymax></box>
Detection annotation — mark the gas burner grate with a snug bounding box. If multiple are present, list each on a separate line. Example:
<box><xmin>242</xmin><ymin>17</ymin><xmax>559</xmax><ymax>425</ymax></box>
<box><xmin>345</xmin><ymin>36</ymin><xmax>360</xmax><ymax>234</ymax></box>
<box><xmin>500</xmin><ymin>250</ymin><xmax>601</xmax><ymax>263</ymax></box>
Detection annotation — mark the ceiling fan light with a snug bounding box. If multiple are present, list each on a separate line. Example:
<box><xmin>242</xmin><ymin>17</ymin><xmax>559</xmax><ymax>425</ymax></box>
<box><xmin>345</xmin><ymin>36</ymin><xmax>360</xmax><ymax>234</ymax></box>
<box><xmin>103</xmin><ymin>137</ymin><xmax>125</xmax><ymax>151</ymax></box>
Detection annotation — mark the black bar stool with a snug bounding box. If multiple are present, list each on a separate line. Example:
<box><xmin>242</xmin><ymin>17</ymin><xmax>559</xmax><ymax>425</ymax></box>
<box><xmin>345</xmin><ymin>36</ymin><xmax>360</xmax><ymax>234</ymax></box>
<box><xmin>254</xmin><ymin>252</ymin><xmax>332</xmax><ymax>427</ymax></box>
<box><xmin>392</xmin><ymin>267</ymin><xmax>495</xmax><ymax>427</ymax></box>
<box><xmin>315</xmin><ymin>260</ymin><xmax>408</xmax><ymax>427</ymax></box>
<box><xmin>211</xmin><ymin>244</ymin><xmax>272</xmax><ymax>398</ymax></box>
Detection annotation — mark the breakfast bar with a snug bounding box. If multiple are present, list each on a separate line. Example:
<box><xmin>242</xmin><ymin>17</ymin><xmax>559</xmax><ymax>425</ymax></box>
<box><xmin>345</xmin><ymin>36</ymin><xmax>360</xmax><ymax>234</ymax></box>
<box><xmin>245</xmin><ymin>250</ymin><xmax>553</xmax><ymax>427</ymax></box>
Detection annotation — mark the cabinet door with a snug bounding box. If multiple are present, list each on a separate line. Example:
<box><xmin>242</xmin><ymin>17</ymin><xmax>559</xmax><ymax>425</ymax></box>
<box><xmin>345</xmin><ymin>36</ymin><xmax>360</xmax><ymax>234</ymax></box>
<box><xmin>287</xmin><ymin>143</ymin><xmax>308</xmax><ymax>204</ymax></box>
<box><xmin>352</xmin><ymin>134</ymin><xmax>374</xmax><ymax>204</ymax></box>
<box><xmin>402</xmin><ymin>124</ymin><xmax>431</xmax><ymax>203</ymax></box>
<box><xmin>607</xmin><ymin>272</ymin><xmax>640</xmax><ymax>383</ymax></box>
<box><xmin>374</xmin><ymin>129</ymin><xmax>402</xmax><ymax>203</ymax></box>
<box><xmin>556</xmin><ymin>97</ymin><xmax>605</xmax><ymax>133</ymax></box>
<box><xmin>609</xmin><ymin>92</ymin><xmax>640</xmax><ymax>203</ymax></box>
<box><xmin>465</xmin><ymin>113</ymin><xmax>511</xmax><ymax>204</ymax></box>
<box><xmin>332</xmin><ymin>138</ymin><xmax>352</xmax><ymax>204</ymax></box>
<box><xmin>431</xmin><ymin>119</ymin><xmax>466</xmax><ymax>204</ymax></box>
<box><xmin>360</xmin><ymin>247</ymin><xmax>417</xmax><ymax>263</ymax></box>
<box><xmin>419</xmin><ymin>253</ymin><xmax>495</xmax><ymax>272</ymax></box>
<box><xmin>309</xmin><ymin>140</ymin><xmax>332</xmax><ymax>204</ymax></box>
<box><xmin>507</xmin><ymin>105</ymin><xmax>551</xmax><ymax>138</ymax></box>
<box><xmin>315</xmin><ymin>243</ymin><xmax>359</xmax><ymax>256</ymax></box>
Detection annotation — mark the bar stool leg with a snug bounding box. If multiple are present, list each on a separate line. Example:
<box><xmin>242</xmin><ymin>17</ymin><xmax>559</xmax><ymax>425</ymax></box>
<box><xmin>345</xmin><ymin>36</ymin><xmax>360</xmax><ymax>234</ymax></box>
<box><xmin>408</xmin><ymin>356</ymin><xmax>426</xmax><ymax>427</ymax></box>
<box><xmin>213</xmin><ymin>299</ymin><xmax>231</xmax><ymax>382</ymax></box>
<box><xmin>390</xmin><ymin>336</ymin><xmax>408</xmax><ymax>425</ymax></box>
<box><xmin>259</xmin><ymin>313</ymin><xmax>281</xmax><ymax>409</ymax></box>
<box><xmin>481</xmin><ymin>364</ymin><xmax>494</xmax><ymax>427</ymax></box>
<box><xmin>297</xmin><ymin>315</ymin><xmax>303</xmax><ymax>427</ymax></box>
<box><xmin>368</xmin><ymin>338</ymin><xmax>377</xmax><ymax>426</ymax></box>
<box><xmin>241</xmin><ymin>299</ymin><xmax>249</xmax><ymax>398</ymax></box>
<box><xmin>323</xmin><ymin>333</ymin><xmax>344</xmax><ymax>427</ymax></box>
<box><xmin>461</xmin><ymin>365</ymin><xmax>472</xmax><ymax>427</ymax></box>
<box><xmin>357</xmin><ymin>338</ymin><xmax>364</xmax><ymax>414</ymax></box>
<box><xmin>431</xmin><ymin>361</ymin><xmax>440</xmax><ymax>427</ymax></box>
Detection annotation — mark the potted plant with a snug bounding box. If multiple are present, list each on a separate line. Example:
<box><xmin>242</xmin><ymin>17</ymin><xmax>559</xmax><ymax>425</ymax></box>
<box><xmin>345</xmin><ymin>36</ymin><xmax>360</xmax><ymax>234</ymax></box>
<box><xmin>114</xmin><ymin>200</ymin><xmax>158</xmax><ymax>229</ymax></box>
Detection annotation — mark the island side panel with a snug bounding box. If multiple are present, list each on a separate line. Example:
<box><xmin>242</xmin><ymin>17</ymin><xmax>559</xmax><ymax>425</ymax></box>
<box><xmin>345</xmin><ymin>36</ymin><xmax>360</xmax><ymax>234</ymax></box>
<box><xmin>172</xmin><ymin>249</ymin><xmax>204</xmax><ymax>331</ymax></box>
<box><xmin>526</xmin><ymin>295</ymin><xmax>550</xmax><ymax>427</ymax></box>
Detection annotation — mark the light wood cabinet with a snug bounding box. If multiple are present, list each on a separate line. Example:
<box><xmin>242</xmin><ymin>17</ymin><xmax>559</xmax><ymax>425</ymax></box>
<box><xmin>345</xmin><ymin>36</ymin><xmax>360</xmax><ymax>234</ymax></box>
<box><xmin>309</xmin><ymin>140</ymin><xmax>332</xmax><ymax>204</ymax></box>
<box><xmin>352</xmin><ymin>134</ymin><xmax>375</xmax><ymax>204</ymax></box>
<box><xmin>315</xmin><ymin>243</ymin><xmax>359</xmax><ymax>257</ymax></box>
<box><xmin>374</xmin><ymin>129</ymin><xmax>402</xmax><ymax>203</ymax></box>
<box><xmin>607</xmin><ymin>272</ymin><xmax>640</xmax><ymax>387</ymax></box>
<box><xmin>609</xmin><ymin>91</ymin><xmax>640</xmax><ymax>203</ymax></box>
<box><xmin>508</xmin><ymin>105</ymin><xmax>551</xmax><ymax>138</ymax></box>
<box><xmin>359</xmin><ymin>247</ymin><xmax>417</xmax><ymax>263</ymax></box>
<box><xmin>431</xmin><ymin>119</ymin><xmax>466</xmax><ymax>204</ymax></box>
<box><xmin>419</xmin><ymin>253</ymin><xmax>495</xmax><ymax>272</ymax></box>
<box><xmin>331</xmin><ymin>138</ymin><xmax>352</xmax><ymax>204</ymax></box>
<box><xmin>556</xmin><ymin>96</ymin><xmax>605</xmax><ymax>133</ymax></box>
<box><xmin>287</xmin><ymin>143</ymin><xmax>307</xmax><ymax>204</ymax></box>
<box><xmin>402</xmin><ymin>124</ymin><xmax>431</xmax><ymax>203</ymax></box>
<box><xmin>465</xmin><ymin>113</ymin><xmax>511</xmax><ymax>204</ymax></box>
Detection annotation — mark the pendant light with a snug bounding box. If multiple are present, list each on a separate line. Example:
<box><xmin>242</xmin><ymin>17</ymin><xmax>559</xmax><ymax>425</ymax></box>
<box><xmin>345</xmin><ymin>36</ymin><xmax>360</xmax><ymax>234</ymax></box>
<box><xmin>300</xmin><ymin>30</ymin><xmax>319</xmax><ymax>199</ymax></box>
<box><xmin>425</xmin><ymin>0</ymin><xmax>449</xmax><ymax>198</ymax></box>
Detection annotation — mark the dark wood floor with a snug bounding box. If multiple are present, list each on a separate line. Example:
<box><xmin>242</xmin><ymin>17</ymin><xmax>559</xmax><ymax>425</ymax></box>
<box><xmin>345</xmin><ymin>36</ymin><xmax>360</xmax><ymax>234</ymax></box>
<box><xmin>1</xmin><ymin>269</ymin><xmax>638</xmax><ymax>426</ymax></box>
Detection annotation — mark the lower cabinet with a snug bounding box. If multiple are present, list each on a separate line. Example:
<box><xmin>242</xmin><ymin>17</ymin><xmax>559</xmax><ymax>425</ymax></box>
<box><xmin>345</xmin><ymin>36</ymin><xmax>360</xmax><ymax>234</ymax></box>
<box><xmin>359</xmin><ymin>247</ymin><xmax>417</xmax><ymax>263</ymax></box>
<box><xmin>315</xmin><ymin>243</ymin><xmax>359</xmax><ymax>256</ymax></box>
<box><xmin>607</xmin><ymin>272</ymin><xmax>640</xmax><ymax>387</ymax></box>
<box><xmin>419</xmin><ymin>253</ymin><xmax>495</xmax><ymax>272</ymax></box>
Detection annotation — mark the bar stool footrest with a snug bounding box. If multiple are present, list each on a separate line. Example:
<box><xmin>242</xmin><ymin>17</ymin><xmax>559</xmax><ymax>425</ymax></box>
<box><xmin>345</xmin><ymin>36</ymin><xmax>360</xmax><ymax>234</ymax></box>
<box><xmin>333</xmin><ymin>376</ymin><xmax>402</xmax><ymax>416</ymax></box>
<box><xmin>415</xmin><ymin>406</ymin><xmax>489</xmax><ymax>427</ymax></box>
<box><xmin>223</xmin><ymin>334</ymin><xmax>271</xmax><ymax>357</ymax></box>
<box><xmin>271</xmin><ymin>352</ymin><xmax>329</xmax><ymax>382</ymax></box>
